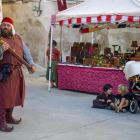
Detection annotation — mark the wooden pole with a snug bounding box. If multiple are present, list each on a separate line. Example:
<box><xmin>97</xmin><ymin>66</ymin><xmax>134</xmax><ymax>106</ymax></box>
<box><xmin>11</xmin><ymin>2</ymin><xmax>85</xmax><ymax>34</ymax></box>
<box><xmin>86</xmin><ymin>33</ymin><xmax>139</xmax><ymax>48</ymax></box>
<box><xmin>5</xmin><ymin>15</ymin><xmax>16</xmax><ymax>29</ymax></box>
<box><xmin>0</xmin><ymin>38</ymin><xmax>32</xmax><ymax>70</ymax></box>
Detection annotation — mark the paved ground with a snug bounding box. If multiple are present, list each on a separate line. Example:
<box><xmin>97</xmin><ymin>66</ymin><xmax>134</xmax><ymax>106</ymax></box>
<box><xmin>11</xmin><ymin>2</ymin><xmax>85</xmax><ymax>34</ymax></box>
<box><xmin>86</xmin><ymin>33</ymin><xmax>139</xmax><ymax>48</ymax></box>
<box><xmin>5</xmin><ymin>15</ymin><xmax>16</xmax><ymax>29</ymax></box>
<box><xmin>1</xmin><ymin>64</ymin><xmax>140</xmax><ymax>140</ymax></box>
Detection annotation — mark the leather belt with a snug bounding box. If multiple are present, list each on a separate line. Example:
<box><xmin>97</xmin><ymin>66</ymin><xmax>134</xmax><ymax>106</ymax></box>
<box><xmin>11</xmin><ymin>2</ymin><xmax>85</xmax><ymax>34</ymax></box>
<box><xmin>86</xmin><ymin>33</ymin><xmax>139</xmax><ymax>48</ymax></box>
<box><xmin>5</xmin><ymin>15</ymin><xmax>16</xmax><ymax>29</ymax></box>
<box><xmin>10</xmin><ymin>65</ymin><xmax>22</xmax><ymax>77</ymax></box>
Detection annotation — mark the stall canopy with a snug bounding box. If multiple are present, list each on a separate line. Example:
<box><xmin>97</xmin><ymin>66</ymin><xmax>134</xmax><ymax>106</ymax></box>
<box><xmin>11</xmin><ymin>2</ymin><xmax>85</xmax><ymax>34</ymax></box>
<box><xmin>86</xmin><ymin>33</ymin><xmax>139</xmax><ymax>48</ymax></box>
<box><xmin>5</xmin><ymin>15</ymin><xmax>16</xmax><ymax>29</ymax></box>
<box><xmin>51</xmin><ymin>0</ymin><xmax>140</xmax><ymax>31</ymax></box>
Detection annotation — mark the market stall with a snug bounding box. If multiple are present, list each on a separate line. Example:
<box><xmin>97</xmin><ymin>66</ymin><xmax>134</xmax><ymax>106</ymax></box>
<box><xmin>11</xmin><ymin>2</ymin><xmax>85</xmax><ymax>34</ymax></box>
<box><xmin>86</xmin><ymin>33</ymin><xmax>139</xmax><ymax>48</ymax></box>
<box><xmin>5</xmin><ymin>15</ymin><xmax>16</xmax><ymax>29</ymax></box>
<box><xmin>49</xmin><ymin>0</ymin><xmax>140</xmax><ymax>93</ymax></box>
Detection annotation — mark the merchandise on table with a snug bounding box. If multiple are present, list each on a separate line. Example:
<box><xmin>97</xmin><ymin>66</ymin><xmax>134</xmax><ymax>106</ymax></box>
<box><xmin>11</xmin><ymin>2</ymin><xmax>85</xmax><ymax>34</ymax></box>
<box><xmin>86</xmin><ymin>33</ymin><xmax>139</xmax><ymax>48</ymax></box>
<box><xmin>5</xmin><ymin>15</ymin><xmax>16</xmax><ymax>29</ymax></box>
<box><xmin>131</xmin><ymin>41</ymin><xmax>138</xmax><ymax>53</ymax></box>
<box><xmin>80</xmin><ymin>42</ymin><xmax>85</xmax><ymax>48</ymax></box>
<box><xmin>66</xmin><ymin>41</ymin><xmax>140</xmax><ymax>69</ymax></box>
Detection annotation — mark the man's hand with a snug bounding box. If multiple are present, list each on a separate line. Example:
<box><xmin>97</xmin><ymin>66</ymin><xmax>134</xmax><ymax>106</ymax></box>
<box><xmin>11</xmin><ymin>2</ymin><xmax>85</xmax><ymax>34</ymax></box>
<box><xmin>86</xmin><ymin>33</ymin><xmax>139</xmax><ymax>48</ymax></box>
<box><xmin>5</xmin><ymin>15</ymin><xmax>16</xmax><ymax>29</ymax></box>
<box><xmin>31</xmin><ymin>65</ymin><xmax>36</xmax><ymax>73</ymax></box>
<box><xmin>2</xmin><ymin>43</ymin><xmax>9</xmax><ymax>51</ymax></box>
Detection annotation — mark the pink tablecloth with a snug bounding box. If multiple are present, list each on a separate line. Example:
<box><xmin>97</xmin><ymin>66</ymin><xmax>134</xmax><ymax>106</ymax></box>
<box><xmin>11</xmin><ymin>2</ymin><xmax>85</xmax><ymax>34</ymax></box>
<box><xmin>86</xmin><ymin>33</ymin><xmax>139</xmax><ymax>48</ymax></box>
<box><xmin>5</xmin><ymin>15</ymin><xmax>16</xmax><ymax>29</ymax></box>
<box><xmin>57</xmin><ymin>65</ymin><xmax>129</xmax><ymax>95</ymax></box>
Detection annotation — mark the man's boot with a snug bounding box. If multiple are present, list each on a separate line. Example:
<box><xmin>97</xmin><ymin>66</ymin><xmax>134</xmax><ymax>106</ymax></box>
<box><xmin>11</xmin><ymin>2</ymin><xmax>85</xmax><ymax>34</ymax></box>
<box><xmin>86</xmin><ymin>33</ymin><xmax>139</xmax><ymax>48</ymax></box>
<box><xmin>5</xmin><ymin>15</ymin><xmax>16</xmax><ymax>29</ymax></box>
<box><xmin>0</xmin><ymin>109</ymin><xmax>14</xmax><ymax>132</ymax></box>
<box><xmin>6</xmin><ymin>108</ymin><xmax>21</xmax><ymax>124</ymax></box>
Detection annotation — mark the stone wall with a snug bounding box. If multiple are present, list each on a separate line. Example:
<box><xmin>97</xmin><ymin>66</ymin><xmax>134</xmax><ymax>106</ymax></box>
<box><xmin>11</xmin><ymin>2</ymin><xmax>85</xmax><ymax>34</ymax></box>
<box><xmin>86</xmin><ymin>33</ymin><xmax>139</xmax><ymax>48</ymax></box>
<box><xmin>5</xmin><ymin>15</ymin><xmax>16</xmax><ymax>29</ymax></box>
<box><xmin>93</xmin><ymin>28</ymin><xmax>140</xmax><ymax>54</ymax></box>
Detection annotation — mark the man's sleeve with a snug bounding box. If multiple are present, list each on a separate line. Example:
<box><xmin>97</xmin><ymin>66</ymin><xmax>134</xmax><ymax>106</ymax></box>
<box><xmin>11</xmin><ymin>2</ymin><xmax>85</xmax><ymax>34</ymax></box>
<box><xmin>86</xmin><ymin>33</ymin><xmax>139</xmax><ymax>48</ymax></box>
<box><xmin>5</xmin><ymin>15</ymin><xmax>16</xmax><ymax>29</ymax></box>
<box><xmin>0</xmin><ymin>44</ymin><xmax>5</xmax><ymax>60</ymax></box>
<box><xmin>22</xmin><ymin>40</ymin><xmax>35</xmax><ymax>74</ymax></box>
<box><xmin>22</xmin><ymin>40</ymin><xmax>34</xmax><ymax>66</ymax></box>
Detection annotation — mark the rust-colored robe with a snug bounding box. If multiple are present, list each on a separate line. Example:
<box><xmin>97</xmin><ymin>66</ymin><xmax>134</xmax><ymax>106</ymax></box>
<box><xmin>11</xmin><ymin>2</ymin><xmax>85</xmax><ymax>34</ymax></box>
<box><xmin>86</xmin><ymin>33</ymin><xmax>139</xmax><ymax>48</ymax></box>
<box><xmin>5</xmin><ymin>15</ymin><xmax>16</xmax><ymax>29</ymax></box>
<box><xmin>0</xmin><ymin>35</ymin><xmax>25</xmax><ymax>109</ymax></box>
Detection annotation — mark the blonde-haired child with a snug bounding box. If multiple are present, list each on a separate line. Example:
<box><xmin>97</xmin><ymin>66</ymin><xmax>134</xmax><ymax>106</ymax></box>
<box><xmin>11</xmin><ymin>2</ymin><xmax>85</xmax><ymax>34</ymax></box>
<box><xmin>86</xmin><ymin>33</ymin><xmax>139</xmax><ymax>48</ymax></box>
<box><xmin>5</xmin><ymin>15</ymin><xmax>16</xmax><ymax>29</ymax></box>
<box><xmin>114</xmin><ymin>84</ymin><xmax>130</xmax><ymax>113</ymax></box>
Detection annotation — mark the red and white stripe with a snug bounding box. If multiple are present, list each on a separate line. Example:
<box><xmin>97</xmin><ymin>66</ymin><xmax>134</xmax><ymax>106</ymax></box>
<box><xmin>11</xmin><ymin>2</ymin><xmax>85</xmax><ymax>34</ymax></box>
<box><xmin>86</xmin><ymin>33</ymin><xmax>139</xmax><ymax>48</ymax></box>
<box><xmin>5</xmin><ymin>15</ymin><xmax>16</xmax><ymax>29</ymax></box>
<box><xmin>55</xmin><ymin>15</ymin><xmax>140</xmax><ymax>26</ymax></box>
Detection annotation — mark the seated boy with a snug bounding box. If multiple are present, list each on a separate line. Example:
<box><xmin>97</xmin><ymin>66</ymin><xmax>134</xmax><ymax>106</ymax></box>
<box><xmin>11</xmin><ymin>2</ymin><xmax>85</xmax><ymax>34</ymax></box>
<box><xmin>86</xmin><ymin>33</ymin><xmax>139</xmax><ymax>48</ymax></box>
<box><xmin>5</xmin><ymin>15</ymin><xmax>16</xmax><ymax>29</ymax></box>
<box><xmin>92</xmin><ymin>84</ymin><xmax>116</xmax><ymax>109</ymax></box>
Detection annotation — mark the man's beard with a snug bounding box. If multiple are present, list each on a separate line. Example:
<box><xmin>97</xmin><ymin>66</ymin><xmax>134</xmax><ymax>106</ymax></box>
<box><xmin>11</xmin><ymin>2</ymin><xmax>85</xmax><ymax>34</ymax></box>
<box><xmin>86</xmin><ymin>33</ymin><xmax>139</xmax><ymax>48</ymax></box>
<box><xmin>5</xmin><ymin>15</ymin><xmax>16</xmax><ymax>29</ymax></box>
<box><xmin>1</xmin><ymin>29</ymin><xmax>12</xmax><ymax>37</ymax></box>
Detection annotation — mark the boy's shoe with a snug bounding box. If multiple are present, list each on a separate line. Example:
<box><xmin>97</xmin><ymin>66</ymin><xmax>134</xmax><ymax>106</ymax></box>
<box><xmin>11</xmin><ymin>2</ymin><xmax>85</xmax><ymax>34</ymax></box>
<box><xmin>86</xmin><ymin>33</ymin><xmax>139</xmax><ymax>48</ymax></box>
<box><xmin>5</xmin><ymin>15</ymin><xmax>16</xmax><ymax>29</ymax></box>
<box><xmin>105</xmin><ymin>106</ymin><xmax>113</xmax><ymax>110</ymax></box>
<box><xmin>122</xmin><ymin>109</ymin><xmax>127</xmax><ymax>113</ymax></box>
<box><xmin>114</xmin><ymin>105</ymin><xmax>119</xmax><ymax>113</ymax></box>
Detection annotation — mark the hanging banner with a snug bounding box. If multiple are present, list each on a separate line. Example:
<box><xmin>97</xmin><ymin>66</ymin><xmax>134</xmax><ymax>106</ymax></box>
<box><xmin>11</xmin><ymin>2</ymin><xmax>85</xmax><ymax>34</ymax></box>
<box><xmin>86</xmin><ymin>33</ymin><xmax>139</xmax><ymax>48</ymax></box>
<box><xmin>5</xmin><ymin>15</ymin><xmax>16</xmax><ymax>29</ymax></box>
<box><xmin>57</xmin><ymin>0</ymin><xmax>67</xmax><ymax>11</ymax></box>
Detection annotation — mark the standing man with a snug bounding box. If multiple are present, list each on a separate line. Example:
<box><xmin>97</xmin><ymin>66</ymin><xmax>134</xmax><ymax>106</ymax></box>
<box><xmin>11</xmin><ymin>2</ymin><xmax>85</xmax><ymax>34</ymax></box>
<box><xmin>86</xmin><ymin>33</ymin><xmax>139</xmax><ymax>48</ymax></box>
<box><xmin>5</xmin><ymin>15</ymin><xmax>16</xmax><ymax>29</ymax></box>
<box><xmin>0</xmin><ymin>17</ymin><xmax>36</xmax><ymax>132</ymax></box>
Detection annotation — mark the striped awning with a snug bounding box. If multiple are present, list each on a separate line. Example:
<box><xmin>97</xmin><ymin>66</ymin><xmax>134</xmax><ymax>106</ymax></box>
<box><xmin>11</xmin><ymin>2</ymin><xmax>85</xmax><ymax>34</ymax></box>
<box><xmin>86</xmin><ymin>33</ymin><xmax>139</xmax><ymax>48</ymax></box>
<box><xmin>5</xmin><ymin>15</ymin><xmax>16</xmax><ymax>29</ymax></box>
<box><xmin>51</xmin><ymin>0</ymin><xmax>140</xmax><ymax>28</ymax></box>
<box><xmin>56</xmin><ymin>15</ymin><xmax>140</xmax><ymax>26</ymax></box>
